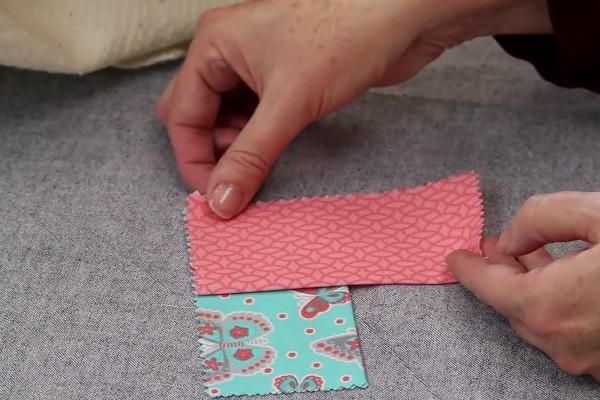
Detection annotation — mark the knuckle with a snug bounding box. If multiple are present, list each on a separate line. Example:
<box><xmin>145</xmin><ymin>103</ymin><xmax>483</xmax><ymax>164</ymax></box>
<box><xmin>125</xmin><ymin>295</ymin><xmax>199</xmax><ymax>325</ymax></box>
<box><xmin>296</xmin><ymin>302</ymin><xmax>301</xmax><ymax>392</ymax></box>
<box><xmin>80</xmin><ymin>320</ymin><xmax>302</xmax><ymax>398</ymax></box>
<box><xmin>522</xmin><ymin>193</ymin><xmax>548</xmax><ymax>217</ymax></box>
<box><xmin>196</xmin><ymin>5</ymin><xmax>238</xmax><ymax>32</ymax></box>
<box><xmin>521</xmin><ymin>304</ymin><xmax>557</xmax><ymax>339</ymax></box>
<box><xmin>156</xmin><ymin>96</ymin><xmax>171</xmax><ymax>124</ymax></box>
<box><xmin>155</xmin><ymin>102</ymin><xmax>167</xmax><ymax>123</ymax></box>
<box><xmin>227</xmin><ymin>149</ymin><xmax>271</xmax><ymax>178</ymax></box>
<box><xmin>197</xmin><ymin>8</ymin><xmax>224</xmax><ymax>27</ymax></box>
<box><xmin>286</xmin><ymin>82</ymin><xmax>327</xmax><ymax>121</ymax></box>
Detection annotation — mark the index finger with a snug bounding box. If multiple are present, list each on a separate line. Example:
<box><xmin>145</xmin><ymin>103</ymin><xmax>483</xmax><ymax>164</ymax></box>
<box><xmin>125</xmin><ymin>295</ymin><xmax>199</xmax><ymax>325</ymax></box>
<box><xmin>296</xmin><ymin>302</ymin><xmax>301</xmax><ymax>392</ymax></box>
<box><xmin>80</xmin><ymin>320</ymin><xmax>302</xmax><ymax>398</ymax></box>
<box><xmin>165</xmin><ymin>36</ymin><xmax>225</xmax><ymax>191</ymax></box>
<box><xmin>498</xmin><ymin>192</ymin><xmax>600</xmax><ymax>256</ymax></box>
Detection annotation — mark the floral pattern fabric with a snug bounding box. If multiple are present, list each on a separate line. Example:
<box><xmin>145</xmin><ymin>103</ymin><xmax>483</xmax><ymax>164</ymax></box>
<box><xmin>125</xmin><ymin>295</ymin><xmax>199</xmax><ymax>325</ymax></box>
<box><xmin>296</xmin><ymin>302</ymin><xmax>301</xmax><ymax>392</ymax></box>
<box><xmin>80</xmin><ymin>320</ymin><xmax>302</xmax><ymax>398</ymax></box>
<box><xmin>194</xmin><ymin>286</ymin><xmax>367</xmax><ymax>397</ymax></box>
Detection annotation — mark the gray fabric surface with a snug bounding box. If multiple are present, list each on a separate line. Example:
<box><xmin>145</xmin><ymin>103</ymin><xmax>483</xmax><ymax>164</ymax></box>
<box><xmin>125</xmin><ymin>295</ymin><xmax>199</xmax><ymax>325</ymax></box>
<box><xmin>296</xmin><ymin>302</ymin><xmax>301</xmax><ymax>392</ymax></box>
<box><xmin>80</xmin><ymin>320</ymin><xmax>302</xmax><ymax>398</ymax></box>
<box><xmin>1</xmin><ymin>37</ymin><xmax>599</xmax><ymax>399</ymax></box>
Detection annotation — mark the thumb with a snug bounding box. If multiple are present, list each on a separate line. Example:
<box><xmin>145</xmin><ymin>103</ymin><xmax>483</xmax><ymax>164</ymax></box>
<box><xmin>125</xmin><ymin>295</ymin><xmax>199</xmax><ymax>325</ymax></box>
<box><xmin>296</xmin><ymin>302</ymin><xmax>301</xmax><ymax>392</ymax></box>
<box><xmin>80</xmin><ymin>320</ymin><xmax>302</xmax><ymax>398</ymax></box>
<box><xmin>206</xmin><ymin>86</ymin><xmax>313</xmax><ymax>219</ymax></box>
<box><xmin>446</xmin><ymin>249</ymin><xmax>525</xmax><ymax>317</ymax></box>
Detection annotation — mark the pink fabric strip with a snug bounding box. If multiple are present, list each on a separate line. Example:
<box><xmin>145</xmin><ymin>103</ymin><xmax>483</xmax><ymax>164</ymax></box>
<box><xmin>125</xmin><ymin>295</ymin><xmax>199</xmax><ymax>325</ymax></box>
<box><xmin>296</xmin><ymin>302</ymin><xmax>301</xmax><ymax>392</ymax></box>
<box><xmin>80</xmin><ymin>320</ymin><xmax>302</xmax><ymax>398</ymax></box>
<box><xmin>187</xmin><ymin>173</ymin><xmax>483</xmax><ymax>295</ymax></box>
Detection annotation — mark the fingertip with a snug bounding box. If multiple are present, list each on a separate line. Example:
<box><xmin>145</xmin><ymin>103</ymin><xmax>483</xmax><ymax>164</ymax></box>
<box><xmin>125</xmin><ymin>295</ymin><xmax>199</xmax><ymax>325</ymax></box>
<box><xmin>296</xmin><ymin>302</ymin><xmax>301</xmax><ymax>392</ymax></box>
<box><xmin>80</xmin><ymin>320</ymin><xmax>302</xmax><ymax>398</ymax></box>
<box><xmin>446</xmin><ymin>250</ymin><xmax>522</xmax><ymax>317</ymax></box>
<box><xmin>206</xmin><ymin>145</ymin><xmax>271</xmax><ymax>219</ymax></box>
<box><xmin>481</xmin><ymin>236</ymin><xmax>500</xmax><ymax>255</ymax></box>
<box><xmin>482</xmin><ymin>236</ymin><xmax>524</xmax><ymax>270</ymax></box>
<box><xmin>446</xmin><ymin>249</ymin><xmax>491</xmax><ymax>285</ymax></box>
<box><xmin>446</xmin><ymin>249</ymin><xmax>482</xmax><ymax>269</ymax></box>
<box><xmin>207</xmin><ymin>182</ymin><xmax>246</xmax><ymax>220</ymax></box>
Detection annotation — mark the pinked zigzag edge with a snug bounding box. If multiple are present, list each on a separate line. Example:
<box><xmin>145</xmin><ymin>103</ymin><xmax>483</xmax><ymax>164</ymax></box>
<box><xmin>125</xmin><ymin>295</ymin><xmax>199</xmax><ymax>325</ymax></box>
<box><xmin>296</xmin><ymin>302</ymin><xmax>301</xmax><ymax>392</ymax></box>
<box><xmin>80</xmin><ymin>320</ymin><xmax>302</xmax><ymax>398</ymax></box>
<box><xmin>185</xmin><ymin>207</ymin><xmax>369</xmax><ymax>397</ymax></box>
<box><xmin>187</xmin><ymin>171</ymin><xmax>482</xmax><ymax>212</ymax></box>
<box><xmin>184</xmin><ymin>172</ymin><xmax>483</xmax><ymax>396</ymax></box>
<box><xmin>187</xmin><ymin>171</ymin><xmax>484</xmax><ymax>295</ymax></box>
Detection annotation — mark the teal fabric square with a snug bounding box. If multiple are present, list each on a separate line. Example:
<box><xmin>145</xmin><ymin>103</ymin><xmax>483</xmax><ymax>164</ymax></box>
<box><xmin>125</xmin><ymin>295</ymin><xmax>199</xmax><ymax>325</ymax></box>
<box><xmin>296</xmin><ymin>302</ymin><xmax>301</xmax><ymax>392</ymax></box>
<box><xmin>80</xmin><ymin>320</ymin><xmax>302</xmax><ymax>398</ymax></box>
<box><xmin>194</xmin><ymin>286</ymin><xmax>368</xmax><ymax>397</ymax></box>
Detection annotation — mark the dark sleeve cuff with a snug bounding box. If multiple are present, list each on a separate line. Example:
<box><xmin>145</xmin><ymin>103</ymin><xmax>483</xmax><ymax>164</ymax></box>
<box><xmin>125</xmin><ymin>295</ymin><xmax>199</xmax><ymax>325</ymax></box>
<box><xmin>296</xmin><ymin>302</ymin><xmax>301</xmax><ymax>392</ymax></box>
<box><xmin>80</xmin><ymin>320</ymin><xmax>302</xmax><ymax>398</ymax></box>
<box><xmin>495</xmin><ymin>0</ymin><xmax>600</xmax><ymax>93</ymax></box>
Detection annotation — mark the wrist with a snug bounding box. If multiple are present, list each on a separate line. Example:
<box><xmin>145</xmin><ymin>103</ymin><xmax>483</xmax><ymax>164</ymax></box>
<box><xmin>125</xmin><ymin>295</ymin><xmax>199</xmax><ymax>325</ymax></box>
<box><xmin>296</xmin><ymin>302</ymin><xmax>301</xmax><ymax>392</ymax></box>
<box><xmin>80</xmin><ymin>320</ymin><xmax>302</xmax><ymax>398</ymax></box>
<box><xmin>458</xmin><ymin>0</ymin><xmax>553</xmax><ymax>39</ymax></box>
<box><xmin>490</xmin><ymin>0</ymin><xmax>553</xmax><ymax>35</ymax></box>
<box><xmin>415</xmin><ymin>0</ymin><xmax>553</xmax><ymax>49</ymax></box>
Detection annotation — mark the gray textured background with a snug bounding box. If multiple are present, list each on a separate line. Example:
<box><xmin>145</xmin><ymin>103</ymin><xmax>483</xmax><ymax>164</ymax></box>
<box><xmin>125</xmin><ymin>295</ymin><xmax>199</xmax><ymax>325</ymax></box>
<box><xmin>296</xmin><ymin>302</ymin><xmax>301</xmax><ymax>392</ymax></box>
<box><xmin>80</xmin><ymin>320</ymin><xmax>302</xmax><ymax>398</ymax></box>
<box><xmin>1</xmin><ymin>37</ymin><xmax>599</xmax><ymax>399</ymax></box>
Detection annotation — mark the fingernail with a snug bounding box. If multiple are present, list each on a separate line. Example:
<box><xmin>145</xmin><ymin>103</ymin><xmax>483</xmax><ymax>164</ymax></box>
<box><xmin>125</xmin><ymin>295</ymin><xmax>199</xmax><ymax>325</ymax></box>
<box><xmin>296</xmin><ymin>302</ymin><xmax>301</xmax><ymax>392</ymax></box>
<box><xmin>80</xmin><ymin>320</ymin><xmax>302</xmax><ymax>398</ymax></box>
<box><xmin>497</xmin><ymin>227</ymin><xmax>512</xmax><ymax>253</ymax></box>
<box><xmin>208</xmin><ymin>183</ymin><xmax>244</xmax><ymax>219</ymax></box>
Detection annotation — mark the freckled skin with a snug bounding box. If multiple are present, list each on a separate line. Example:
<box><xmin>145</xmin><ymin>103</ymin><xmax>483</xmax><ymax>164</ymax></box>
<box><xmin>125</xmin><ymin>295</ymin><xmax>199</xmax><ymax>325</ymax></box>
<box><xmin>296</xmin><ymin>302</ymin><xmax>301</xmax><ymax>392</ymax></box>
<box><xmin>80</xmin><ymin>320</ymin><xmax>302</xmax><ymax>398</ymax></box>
<box><xmin>159</xmin><ymin>0</ymin><xmax>596</xmax><ymax>379</ymax></box>
<box><xmin>158</xmin><ymin>0</ymin><xmax>553</xmax><ymax>215</ymax></box>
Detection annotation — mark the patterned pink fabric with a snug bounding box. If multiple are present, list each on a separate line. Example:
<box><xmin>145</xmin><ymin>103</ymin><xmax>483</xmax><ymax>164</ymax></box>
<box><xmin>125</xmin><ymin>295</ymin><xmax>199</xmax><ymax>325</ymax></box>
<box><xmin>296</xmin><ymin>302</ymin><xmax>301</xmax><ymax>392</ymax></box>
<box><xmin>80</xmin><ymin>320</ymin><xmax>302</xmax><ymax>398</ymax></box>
<box><xmin>187</xmin><ymin>173</ymin><xmax>483</xmax><ymax>295</ymax></box>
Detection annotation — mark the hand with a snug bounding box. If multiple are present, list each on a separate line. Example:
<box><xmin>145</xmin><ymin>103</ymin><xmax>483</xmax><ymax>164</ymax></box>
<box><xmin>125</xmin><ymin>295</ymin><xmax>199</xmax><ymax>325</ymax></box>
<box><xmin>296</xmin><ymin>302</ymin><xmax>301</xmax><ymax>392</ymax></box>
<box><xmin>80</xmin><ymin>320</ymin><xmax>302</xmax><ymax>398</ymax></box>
<box><xmin>447</xmin><ymin>192</ymin><xmax>600</xmax><ymax>380</ymax></box>
<box><xmin>157</xmin><ymin>0</ymin><xmax>551</xmax><ymax>218</ymax></box>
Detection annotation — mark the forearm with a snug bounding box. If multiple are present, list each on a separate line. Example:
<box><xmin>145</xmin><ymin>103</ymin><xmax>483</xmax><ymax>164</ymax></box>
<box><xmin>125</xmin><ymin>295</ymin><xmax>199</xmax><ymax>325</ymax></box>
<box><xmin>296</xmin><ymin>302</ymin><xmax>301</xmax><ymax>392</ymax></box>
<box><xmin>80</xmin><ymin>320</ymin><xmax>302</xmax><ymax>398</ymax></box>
<box><xmin>496</xmin><ymin>0</ymin><xmax>600</xmax><ymax>93</ymax></box>
<box><xmin>447</xmin><ymin>0</ymin><xmax>553</xmax><ymax>40</ymax></box>
<box><xmin>489</xmin><ymin>0</ymin><xmax>552</xmax><ymax>35</ymax></box>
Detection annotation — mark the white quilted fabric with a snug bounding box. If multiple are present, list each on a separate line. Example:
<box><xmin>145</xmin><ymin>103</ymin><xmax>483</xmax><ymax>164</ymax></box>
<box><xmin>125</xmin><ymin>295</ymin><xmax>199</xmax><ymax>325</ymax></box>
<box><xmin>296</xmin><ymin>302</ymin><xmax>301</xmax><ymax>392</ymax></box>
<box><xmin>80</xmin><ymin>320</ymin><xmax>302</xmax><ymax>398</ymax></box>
<box><xmin>0</xmin><ymin>0</ymin><xmax>235</xmax><ymax>74</ymax></box>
